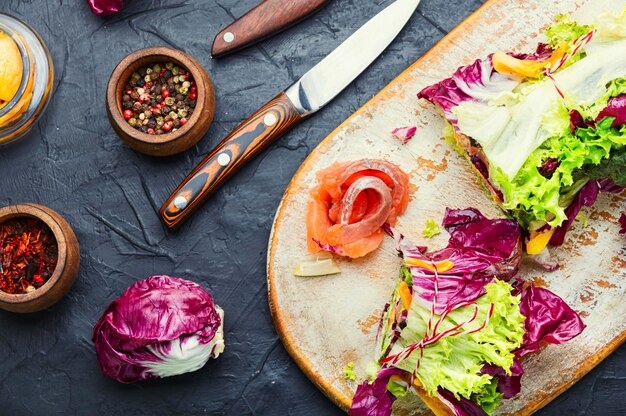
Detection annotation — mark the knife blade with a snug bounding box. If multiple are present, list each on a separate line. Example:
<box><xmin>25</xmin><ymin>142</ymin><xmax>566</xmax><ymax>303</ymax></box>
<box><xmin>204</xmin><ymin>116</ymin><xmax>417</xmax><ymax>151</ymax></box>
<box><xmin>212</xmin><ymin>0</ymin><xmax>330</xmax><ymax>58</ymax></box>
<box><xmin>160</xmin><ymin>0</ymin><xmax>421</xmax><ymax>229</ymax></box>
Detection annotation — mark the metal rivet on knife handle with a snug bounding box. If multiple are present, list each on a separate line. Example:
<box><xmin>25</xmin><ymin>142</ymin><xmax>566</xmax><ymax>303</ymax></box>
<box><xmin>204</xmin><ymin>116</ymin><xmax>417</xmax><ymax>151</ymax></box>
<box><xmin>223</xmin><ymin>32</ymin><xmax>235</xmax><ymax>43</ymax></box>
<box><xmin>264</xmin><ymin>113</ymin><xmax>277</xmax><ymax>126</ymax></box>
<box><xmin>211</xmin><ymin>0</ymin><xmax>330</xmax><ymax>58</ymax></box>
<box><xmin>217</xmin><ymin>153</ymin><xmax>231</xmax><ymax>166</ymax></box>
<box><xmin>159</xmin><ymin>92</ymin><xmax>304</xmax><ymax>230</ymax></box>
<box><xmin>173</xmin><ymin>196</ymin><xmax>188</xmax><ymax>210</ymax></box>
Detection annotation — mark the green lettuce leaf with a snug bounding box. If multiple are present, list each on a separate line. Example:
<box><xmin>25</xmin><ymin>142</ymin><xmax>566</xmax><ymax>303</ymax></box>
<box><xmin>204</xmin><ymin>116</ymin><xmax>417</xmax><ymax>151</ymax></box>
<box><xmin>366</xmin><ymin>361</ymin><xmax>381</xmax><ymax>382</ymax></box>
<box><xmin>422</xmin><ymin>218</ymin><xmax>441</xmax><ymax>238</ymax></box>
<box><xmin>471</xmin><ymin>378</ymin><xmax>503</xmax><ymax>415</ymax></box>
<box><xmin>388</xmin><ymin>279</ymin><xmax>525</xmax><ymax>408</ymax></box>
<box><xmin>343</xmin><ymin>362</ymin><xmax>357</xmax><ymax>381</ymax></box>
<box><xmin>544</xmin><ymin>14</ymin><xmax>594</xmax><ymax>48</ymax></box>
<box><xmin>580</xmin><ymin>120</ymin><xmax>626</xmax><ymax>185</ymax></box>
<box><xmin>543</xmin><ymin>14</ymin><xmax>594</xmax><ymax>69</ymax></box>
<box><xmin>490</xmin><ymin>80</ymin><xmax>626</xmax><ymax>230</ymax></box>
<box><xmin>387</xmin><ymin>379</ymin><xmax>409</xmax><ymax>398</ymax></box>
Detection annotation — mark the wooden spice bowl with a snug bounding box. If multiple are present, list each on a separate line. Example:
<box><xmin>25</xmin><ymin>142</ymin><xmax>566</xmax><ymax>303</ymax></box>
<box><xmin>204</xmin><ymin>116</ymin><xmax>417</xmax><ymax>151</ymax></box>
<box><xmin>106</xmin><ymin>47</ymin><xmax>216</xmax><ymax>157</ymax></box>
<box><xmin>0</xmin><ymin>204</ymin><xmax>80</xmax><ymax>313</ymax></box>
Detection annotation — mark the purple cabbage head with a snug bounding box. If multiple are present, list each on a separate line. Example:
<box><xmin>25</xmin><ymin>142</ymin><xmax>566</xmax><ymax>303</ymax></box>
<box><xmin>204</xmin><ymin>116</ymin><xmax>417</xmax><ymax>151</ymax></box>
<box><xmin>88</xmin><ymin>0</ymin><xmax>123</xmax><ymax>16</ymax></box>
<box><xmin>92</xmin><ymin>276</ymin><xmax>224</xmax><ymax>383</ymax></box>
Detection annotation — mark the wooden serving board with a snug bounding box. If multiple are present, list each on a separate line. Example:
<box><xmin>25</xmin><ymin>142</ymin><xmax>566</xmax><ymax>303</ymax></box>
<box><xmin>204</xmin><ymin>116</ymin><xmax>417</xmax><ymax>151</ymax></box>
<box><xmin>267</xmin><ymin>0</ymin><xmax>626</xmax><ymax>414</ymax></box>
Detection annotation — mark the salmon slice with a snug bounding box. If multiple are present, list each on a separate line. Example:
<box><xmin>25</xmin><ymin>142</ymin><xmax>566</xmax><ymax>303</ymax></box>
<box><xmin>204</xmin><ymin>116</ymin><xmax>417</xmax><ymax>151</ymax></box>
<box><xmin>306</xmin><ymin>159</ymin><xmax>410</xmax><ymax>258</ymax></box>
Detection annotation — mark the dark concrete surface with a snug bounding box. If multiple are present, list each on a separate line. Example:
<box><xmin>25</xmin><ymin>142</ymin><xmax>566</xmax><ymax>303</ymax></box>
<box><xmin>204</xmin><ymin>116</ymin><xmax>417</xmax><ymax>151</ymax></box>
<box><xmin>0</xmin><ymin>0</ymin><xmax>623</xmax><ymax>415</ymax></box>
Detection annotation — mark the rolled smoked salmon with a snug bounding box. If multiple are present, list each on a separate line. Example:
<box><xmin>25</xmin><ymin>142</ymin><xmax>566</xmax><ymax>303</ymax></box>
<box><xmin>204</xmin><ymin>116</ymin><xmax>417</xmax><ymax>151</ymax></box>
<box><xmin>306</xmin><ymin>159</ymin><xmax>410</xmax><ymax>258</ymax></box>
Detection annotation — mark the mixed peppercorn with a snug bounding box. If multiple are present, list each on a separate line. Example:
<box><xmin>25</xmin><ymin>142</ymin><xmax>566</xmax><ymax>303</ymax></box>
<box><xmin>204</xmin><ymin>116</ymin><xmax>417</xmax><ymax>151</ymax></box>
<box><xmin>121</xmin><ymin>62</ymin><xmax>197</xmax><ymax>135</ymax></box>
<box><xmin>0</xmin><ymin>218</ymin><xmax>58</xmax><ymax>294</ymax></box>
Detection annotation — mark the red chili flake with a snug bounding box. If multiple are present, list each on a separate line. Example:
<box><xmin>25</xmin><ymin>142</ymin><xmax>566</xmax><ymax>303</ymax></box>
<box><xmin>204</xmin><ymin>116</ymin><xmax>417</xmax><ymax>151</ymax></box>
<box><xmin>0</xmin><ymin>218</ymin><xmax>58</xmax><ymax>294</ymax></box>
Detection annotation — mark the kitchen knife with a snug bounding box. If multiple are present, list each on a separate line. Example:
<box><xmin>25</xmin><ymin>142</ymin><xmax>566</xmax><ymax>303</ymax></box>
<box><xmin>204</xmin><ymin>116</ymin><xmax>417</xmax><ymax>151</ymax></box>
<box><xmin>161</xmin><ymin>0</ymin><xmax>421</xmax><ymax>229</ymax></box>
<box><xmin>212</xmin><ymin>0</ymin><xmax>330</xmax><ymax>58</ymax></box>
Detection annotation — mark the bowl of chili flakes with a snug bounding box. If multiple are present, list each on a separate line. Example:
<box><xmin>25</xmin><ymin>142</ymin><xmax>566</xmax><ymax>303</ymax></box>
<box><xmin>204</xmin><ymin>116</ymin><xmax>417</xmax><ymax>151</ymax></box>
<box><xmin>0</xmin><ymin>203</ymin><xmax>79</xmax><ymax>313</ymax></box>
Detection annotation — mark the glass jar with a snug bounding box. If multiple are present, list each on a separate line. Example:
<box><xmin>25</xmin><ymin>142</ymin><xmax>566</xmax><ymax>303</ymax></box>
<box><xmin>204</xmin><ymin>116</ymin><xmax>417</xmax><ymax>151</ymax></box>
<box><xmin>0</xmin><ymin>13</ymin><xmax>53</xmax><ymax>146</ymax></box>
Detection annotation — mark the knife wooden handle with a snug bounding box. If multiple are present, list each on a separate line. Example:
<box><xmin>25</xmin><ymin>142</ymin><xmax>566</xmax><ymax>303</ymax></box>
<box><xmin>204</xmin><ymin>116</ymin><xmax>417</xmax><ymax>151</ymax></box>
<box><xmin>212</xmin><ymin>0</ymin><xmax>329</xmax><ymax>58</ymax></box>
<box><xmin>160</xmin><ymin>92</ymin><xmax>303</xmax><ymax>229</ymax></box>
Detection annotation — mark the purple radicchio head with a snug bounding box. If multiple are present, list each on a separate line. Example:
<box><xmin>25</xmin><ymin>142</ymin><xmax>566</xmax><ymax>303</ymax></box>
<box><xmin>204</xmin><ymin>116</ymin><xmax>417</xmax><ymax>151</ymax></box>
<box><xmin>92</xmin><ymin>275</ymin><xmax>224</xmax><ymax>383</ymax></box>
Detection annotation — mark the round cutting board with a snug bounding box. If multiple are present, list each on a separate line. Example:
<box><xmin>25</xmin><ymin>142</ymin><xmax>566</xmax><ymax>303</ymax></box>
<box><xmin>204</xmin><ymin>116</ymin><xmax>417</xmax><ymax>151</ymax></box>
<box><xmin>267</xmin><ymin>0</ymin><xmax>626</xmax><ymax>414</ymax></box>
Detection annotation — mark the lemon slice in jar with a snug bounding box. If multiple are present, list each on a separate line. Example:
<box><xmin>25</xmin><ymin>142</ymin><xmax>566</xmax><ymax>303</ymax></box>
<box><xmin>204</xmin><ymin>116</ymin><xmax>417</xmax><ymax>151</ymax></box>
<box><xmin>0</xmin><ymin>29</ymin><xmax>23</xmax><ymax>106</ymax></box>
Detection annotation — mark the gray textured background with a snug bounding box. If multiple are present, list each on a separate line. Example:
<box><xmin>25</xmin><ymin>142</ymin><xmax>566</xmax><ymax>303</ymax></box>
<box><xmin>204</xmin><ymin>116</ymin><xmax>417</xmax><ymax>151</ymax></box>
<box><xmin>0</xmin><ymin>0</ymin><xmax>624</xmax><ymax>414</ymax></box>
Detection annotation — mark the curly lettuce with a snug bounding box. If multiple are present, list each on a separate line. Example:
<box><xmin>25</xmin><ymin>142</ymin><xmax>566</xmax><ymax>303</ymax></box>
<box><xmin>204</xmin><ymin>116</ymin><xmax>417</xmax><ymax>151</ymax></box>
<box><xmin>544</xmin><ymin>14</ymin><xmax>593</xmax><ymax>68</ymax></box>
<box><xmin>391</xmin><ymin>279</ymin><xmax>525</xmax><ymax>402</ymax></box>
<box><xmin>489</xmin><ymin>78</ymin><xmax>626</xmax><ymax>230</ymax></box>
<box><xmin>544</xmin><ymin>15</ymin><xmax>594</xmax><ymax>47</ymax></box>
<box><xmin>579</xmin><ymin>117</ymin><xmax>626</xmax><ymax>185</ymax></box>
<box><xmin>422</xmin><ymin>218</ymin><xmax>441</xmax><ymax>238</ymax></box>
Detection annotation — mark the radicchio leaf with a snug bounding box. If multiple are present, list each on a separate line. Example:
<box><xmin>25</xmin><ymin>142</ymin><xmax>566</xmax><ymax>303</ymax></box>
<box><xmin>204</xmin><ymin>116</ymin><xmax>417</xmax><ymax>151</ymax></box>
<box><xmin>511</xmin><ymin>42</ymin><xmax>554</xmax><ymax>61</ymax></box>
<box><xmin>417</xmin><ymin>57</ymin><xmax>518</xmax><ymax>126</ymax></box>
<box><xmin>481</xmin><ymin>360</ymin><xmax>524</xmax><ymax>399</ymax></box>
<box><xmin>550</xmin><ymin>179</ymin><xmax>625</xmax><ymax>246</ymax></box>
<box><xmin>538</xmin><ymin>158</ymin><xmax>560</xmax><ymax>179</ymax></box>
<box><xmin>92</xmin><ymin>276</ymin><xmax>224</xmax><ymax>383</ymax></box>
<box><xmin>471</xmin><ymin>154</ymin><xmax>490</xmax><ymax>179</ymax></box>
<box><xmin>596</xmin><ymin>94</ymin><xmax>626</xmax><ymax>127</ymax></box>
<box><xmin>620</xmin><ymin>212</ymin><xmax>626</xmax><ymax>234</ymax></box>
<box><xmin>349</xmin><ymin>367</ymin><xmax>407</xmax><ymax>416</ymax></box>
<box><xmin>392</xmin><ymin>126</ymin><xmax>417</xmax><ymax>144</ymax></box>
<box><xmin>515</xmin><ymin>285</ymin><xmax>586</xmax><ymax>357</ymax></box>
<box><xmin>87</xmin><ymin>0</ymin><xmax>123</xmax><ymax>16</ymax></box>
<box><xmin>442</xmin><ymin>208</ymin><xmax>521</xmax><ymax>261</ymax></box>
<box><xmin>388</xmin><ymin>208</ymin><xmax>522</xmax><ymax>313</ymax></box>
<box><xmin>312</xmin><ymin>238</ymin><xmax>345</xmax><ymax>255</ymax></box>
<box><xmin>437</xmin><ymin>388</ymin><xmax>488</xmax><ymax>416</ymax></box>
<box><xmin>569</xmin><ymin>109</ymin><xmax>595</xmax><ymax>133</ymax></box>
